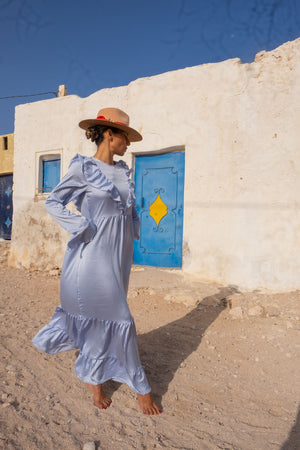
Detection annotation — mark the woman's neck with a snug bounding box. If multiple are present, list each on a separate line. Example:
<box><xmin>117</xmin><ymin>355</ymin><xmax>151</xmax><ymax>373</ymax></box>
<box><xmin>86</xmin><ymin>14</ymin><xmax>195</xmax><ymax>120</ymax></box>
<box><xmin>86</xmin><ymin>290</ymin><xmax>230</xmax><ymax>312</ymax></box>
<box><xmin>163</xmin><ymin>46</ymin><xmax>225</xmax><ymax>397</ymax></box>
<box><xmin>93</xmin><ymin>142</ymin><xmax>114</xmax><ymax>165</ymax></box>
<box><xmin>94</xmin><ymin>130</ymin><xmax>114</xmax><ymax>166</ymax></box>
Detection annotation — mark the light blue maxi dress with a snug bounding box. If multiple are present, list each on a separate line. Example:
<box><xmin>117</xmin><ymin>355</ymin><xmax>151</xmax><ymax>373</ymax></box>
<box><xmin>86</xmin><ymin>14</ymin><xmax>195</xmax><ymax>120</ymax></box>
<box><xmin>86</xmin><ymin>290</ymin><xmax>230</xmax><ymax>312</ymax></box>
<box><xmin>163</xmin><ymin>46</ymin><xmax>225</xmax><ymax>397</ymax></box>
<box><xmin>32</xmin><ymin>154</ymin><xmax>151</xmax><ymax>395</ymax></box>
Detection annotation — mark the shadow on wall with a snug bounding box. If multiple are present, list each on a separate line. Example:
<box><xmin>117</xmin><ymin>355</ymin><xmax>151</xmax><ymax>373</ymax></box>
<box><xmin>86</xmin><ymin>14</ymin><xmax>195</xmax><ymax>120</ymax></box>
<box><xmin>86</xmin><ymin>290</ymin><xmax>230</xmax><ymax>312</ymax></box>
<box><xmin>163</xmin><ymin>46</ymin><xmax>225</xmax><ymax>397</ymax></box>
<box><xmin>281</xmin><ymin>405</ymin><xmax>300</xmax><ymax>450</ymax></box>
<box><xmin>106</xmin><ymin>286</ymin><xmax>236</xmax><ymax>406</ymax></box>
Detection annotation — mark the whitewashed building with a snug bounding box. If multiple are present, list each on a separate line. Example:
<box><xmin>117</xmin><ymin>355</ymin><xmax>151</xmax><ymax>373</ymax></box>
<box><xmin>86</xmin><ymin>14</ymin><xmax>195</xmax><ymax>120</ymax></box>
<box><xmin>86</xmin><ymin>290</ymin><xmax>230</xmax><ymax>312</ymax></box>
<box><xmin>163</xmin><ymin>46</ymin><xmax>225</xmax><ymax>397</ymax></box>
<box><xmin>9</xmin><ymin>38</ymin><xmax>300</xmax><ymax>291</ymax></box>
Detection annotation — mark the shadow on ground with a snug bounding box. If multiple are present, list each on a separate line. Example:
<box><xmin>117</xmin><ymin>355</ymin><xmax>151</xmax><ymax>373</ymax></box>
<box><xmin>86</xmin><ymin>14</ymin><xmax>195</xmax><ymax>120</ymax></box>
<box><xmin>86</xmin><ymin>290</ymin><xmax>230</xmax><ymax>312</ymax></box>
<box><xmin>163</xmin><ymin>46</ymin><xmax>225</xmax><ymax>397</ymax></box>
<box><xmin>281</xmin><ymin>405</ymin><xmax>300</xmax><ymax>450</ymax></box>
<box><xmin>105</xmin><ymin>286</ymin><xmax>236</xmax><ymax>408</ymax></box>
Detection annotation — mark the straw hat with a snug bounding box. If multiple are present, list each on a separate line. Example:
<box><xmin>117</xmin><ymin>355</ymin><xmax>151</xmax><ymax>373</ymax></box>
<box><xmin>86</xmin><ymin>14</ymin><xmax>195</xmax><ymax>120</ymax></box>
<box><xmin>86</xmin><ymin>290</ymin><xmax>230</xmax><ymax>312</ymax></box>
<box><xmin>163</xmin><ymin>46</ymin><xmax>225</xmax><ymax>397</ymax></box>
<box><xmin>78</xmin><ymin>107</ymin><xmax>142</xmax><ymax>142</ymax></box>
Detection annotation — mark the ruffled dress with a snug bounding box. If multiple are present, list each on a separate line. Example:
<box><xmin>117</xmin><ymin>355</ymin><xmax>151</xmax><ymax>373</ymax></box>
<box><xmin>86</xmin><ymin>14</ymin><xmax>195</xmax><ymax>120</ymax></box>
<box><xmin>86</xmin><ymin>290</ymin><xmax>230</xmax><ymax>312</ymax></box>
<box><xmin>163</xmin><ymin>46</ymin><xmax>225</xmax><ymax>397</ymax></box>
<box><xmin>32</xmin><ymin>154</ymin><xmax>151</xmax><ymax>395</ymax></box>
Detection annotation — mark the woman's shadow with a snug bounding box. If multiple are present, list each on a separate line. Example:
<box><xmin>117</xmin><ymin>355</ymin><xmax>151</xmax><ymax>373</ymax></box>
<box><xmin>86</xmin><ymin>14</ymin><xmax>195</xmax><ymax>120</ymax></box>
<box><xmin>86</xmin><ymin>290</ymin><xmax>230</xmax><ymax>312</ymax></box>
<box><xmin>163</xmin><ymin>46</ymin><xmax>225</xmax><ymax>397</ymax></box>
<box><xmin>281</xmin><ymin>405</ymin><xmax>300</xmax><ymax>449</ymax></box>
<box><xmin>106</xmin><ymin>285</ymin><xmax>236</xmax><ymax>406</ymax></box>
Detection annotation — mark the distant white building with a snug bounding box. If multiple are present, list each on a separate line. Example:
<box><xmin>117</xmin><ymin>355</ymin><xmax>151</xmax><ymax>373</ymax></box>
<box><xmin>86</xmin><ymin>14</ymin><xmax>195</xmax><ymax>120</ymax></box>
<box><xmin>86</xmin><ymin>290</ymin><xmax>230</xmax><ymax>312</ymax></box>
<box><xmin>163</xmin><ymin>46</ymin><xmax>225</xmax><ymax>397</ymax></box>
<box><xmin>9</xmin><ymin>38</ymin><xmax>300</xmax><ymax>292</ymax></box>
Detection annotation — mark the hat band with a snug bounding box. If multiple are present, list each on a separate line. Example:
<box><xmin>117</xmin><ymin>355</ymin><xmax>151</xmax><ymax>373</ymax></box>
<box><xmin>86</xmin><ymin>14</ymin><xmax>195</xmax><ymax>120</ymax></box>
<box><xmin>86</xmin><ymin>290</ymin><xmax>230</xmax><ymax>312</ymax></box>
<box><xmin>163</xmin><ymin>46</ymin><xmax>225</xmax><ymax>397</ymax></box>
<box><xmin>96</xmin><ymin>115</ymin><xmax>127</xmax><ymax>126</ymax></box>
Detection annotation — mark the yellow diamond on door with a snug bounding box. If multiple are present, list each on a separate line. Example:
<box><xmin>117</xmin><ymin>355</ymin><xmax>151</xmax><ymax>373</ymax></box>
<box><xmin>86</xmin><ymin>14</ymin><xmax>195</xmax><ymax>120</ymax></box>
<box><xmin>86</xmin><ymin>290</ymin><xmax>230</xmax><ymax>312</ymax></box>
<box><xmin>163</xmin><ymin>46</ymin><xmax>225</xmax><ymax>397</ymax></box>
<box><xmin>149</xmin><ymin>193</ymin><xmax>168</xmax><ymax>226</ymax></box>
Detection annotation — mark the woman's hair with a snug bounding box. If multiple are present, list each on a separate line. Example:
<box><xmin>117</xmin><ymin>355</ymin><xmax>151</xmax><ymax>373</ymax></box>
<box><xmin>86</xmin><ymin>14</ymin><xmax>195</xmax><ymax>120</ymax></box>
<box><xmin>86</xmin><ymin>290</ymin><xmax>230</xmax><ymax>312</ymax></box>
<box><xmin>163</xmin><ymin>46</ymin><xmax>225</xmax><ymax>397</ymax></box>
<box><xmin>86</xmin><ymin>125</ymin><xmax>121</xmax><ymax>146</ymax></box>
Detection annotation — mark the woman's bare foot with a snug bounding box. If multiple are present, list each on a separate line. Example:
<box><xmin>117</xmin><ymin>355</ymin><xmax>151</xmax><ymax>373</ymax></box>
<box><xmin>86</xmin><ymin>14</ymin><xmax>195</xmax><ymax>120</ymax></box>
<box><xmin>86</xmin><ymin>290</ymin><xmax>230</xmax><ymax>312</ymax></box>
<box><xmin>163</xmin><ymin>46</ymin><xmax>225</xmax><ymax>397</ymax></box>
<box><xmin>137</xmin><ymin>392</ymin><xmax>162</xmax><ymax>415</ymax></box>
<box><xmin>85</xmin><ymin>383</ymin><xmax>112</xmax><ymax>409</ymax></box>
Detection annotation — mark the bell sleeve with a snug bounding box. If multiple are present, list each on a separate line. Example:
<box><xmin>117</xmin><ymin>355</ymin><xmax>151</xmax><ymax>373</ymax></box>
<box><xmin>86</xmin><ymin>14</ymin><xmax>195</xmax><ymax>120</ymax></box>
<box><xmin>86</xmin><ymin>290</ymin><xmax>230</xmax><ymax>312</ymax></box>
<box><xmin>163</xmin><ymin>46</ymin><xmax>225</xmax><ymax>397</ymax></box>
<box><xmin>45</xmin><ymin>156</ymin><xmax>97</xmax><ymax>247</ymax></box>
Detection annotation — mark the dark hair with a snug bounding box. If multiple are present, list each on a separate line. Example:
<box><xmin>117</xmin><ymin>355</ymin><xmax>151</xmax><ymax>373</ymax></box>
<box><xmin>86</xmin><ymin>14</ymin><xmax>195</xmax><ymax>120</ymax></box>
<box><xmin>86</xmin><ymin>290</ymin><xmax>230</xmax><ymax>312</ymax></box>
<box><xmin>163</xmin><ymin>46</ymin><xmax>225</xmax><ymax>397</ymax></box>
<box><xmin>86</xmin><ymin>125</ymin><xmax>121</xmax><ymax>147</ymax></box>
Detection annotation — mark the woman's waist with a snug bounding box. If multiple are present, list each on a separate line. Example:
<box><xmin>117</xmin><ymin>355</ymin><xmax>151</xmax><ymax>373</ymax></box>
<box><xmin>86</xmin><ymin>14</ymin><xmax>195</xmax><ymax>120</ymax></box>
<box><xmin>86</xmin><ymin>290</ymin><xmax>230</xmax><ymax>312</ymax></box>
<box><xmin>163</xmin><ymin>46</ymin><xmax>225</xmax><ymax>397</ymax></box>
<box><xmin>90</xmin><ymin>212</ymin><xmax>132</xmax><ymax>227</ymax></box>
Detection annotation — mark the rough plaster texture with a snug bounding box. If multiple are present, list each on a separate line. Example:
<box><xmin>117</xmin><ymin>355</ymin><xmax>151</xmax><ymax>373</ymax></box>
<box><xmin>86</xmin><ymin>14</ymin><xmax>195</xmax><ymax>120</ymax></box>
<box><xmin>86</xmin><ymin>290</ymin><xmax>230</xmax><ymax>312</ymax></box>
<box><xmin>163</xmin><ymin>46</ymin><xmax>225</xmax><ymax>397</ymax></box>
<box><xmin>0</xmin><ymin>134</ymin><xmax>14</xmax><ymax>174</ymax></box>
<box><xmin>9</xmin><ymin>38</ymin><xmax>300</xmax><ymax>291</ymax></box>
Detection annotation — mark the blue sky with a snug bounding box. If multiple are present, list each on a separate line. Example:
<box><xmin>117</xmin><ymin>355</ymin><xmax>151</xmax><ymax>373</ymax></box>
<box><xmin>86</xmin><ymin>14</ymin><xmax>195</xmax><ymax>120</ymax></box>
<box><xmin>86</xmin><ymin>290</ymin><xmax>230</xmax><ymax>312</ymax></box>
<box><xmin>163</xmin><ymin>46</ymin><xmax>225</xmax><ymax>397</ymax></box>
<box><xmin>0</xmin><ymin>0</ymin><xmax>299</xmax><ymax>135</ymax></box>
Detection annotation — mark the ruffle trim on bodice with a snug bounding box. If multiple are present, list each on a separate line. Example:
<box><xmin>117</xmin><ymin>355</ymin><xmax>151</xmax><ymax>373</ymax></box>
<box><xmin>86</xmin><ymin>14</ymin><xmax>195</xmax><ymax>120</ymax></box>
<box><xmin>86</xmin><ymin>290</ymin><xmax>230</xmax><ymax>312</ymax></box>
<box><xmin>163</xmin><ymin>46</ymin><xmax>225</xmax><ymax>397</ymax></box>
<box><xmin>32</xmin><ymin>306</ymin><xmax>151</xmax><ymax>394</ymax></box>
<box><xmin>70</xmin><ymin>154</ymin><xmax>135</xmax><ymax>212</ymax></box>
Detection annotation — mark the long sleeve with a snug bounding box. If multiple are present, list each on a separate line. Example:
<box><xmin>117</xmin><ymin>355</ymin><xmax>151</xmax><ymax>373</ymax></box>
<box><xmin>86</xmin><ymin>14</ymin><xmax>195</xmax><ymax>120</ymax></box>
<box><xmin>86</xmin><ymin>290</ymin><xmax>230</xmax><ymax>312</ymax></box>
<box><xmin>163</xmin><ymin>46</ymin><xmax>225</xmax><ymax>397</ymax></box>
<box><xmin>45</xmin><ymin>157</ymin><xmax>96</xmax><ymax>246</ymax></box>
<box><xmin>132</xmin><ymin>203</ymin><xmax>141</xmax><ymax>240</ymax></box>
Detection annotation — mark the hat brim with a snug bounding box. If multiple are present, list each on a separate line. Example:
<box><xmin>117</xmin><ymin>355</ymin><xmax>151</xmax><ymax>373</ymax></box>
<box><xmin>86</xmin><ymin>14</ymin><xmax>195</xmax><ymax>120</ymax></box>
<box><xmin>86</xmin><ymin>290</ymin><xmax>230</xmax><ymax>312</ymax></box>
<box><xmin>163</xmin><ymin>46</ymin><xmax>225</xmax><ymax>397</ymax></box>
<box><xmin>78</xmin><ymin>118</ymin><xmax>142</xmax><ymax>142</ymax></box>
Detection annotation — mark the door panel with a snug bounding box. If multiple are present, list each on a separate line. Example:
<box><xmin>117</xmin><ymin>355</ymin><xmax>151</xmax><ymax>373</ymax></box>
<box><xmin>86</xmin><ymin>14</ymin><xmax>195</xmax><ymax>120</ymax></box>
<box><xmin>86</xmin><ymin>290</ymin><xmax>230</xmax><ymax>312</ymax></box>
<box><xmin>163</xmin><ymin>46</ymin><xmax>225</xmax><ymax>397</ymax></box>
<box><xmin>134</xmin><ymin>152</ymin><xmax>185</xmax><ymax>267</ymax></box>
<box><xmin>0</xmin><ymin>174</ymin><xmax>13</xmax><ymax>239</ymax></box>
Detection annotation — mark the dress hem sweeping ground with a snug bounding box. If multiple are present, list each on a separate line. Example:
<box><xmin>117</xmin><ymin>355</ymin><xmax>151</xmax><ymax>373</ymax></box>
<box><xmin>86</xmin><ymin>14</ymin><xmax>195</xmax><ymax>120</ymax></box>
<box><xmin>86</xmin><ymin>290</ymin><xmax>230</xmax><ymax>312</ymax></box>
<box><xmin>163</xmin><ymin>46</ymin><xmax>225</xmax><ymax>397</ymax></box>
<box><xmin>32</xmin><ymin>154</ymin><xmax>151</xmax><ymax>395</ymax></box>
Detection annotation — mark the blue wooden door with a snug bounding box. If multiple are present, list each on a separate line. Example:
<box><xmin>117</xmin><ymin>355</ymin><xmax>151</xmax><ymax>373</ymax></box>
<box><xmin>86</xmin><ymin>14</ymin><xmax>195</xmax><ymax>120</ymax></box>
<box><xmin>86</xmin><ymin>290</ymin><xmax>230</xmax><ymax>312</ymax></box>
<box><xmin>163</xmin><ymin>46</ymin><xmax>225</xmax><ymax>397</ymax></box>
<box><xmin>134</xmin><ymin>152</ymin><xmax>185</xmax><ymax>267</ymax></box>
<box><xmin>0</xmin><ymin>174</ymin><xmax>13</xmax><ymax>240</ymax></box>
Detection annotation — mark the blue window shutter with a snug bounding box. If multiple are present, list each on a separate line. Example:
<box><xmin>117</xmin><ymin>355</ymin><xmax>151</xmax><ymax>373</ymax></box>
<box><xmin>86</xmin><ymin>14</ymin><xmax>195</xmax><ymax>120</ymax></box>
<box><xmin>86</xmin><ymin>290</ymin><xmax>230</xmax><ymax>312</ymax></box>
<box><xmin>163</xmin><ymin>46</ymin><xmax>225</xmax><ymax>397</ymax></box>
<box><xmin>42</xmin><ymin>158</ymin><xmax>61</xmax><ymax>193</ymax></box>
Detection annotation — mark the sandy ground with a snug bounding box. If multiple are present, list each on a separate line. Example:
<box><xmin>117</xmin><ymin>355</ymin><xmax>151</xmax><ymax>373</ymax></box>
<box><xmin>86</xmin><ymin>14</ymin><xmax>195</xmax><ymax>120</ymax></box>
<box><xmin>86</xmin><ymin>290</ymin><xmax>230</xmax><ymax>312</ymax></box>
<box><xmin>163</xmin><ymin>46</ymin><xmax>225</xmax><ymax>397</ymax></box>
<box><xmin>0</xmin><ymin>240</ymin><xmax>299</xmax><ymax>450</ymax></box>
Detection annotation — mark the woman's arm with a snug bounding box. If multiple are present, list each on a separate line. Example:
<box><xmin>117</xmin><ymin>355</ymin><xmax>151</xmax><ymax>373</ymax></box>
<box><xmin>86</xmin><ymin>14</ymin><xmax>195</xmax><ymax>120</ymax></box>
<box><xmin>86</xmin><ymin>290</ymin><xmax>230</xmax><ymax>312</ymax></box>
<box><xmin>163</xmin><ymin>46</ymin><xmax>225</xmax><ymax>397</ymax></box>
<box><xmin>45</xmin><ymin>157</ymin><xmax>96</xmax><ymax>244</ymax></box>
<box><xmin>132</xmin><ymin>203</ymin><xmax>141</xmax><ymax>240</ymax></box>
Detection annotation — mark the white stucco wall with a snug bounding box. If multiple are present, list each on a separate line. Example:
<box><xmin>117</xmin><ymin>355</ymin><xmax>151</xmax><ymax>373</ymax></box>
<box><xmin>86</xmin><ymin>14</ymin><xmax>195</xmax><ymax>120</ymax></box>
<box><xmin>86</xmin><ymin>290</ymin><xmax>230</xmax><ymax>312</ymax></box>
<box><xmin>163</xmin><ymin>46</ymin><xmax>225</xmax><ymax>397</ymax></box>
<box><xmin>9</xmin><ymin>38</ymin><xmax>300</xmax><ymax>291</ymax></box>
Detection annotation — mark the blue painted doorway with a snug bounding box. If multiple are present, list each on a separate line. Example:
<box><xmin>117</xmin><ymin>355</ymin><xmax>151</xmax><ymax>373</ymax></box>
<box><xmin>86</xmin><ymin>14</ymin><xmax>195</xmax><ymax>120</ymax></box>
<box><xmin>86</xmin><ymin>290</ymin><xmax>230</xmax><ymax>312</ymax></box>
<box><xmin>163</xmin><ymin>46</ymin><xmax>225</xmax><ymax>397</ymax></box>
<box><xmin>0</xmin><ymin>174</ymin><xmax>13</xmax><ymax>240</ymax></box>
<box><xmin>133</xmin><ymin>151</ymin><xmax>185</xmax><ymax>267</ymax></box>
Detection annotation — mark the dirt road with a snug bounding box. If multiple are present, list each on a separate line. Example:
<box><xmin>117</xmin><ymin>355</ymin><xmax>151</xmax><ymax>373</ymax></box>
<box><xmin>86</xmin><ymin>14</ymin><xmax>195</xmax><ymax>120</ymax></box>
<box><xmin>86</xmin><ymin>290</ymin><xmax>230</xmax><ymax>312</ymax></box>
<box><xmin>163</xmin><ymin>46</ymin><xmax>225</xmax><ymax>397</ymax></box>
<box><xmin>0</xmin><ymin>241</ymin><xmax>299</xmax><ymax>449</ymax></box>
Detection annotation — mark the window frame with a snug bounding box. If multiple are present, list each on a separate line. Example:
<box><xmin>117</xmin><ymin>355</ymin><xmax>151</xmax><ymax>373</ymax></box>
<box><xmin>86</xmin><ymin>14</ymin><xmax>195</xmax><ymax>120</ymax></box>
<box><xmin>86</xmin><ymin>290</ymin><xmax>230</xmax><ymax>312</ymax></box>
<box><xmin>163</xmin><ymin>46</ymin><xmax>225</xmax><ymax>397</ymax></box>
<box><xmin>35</xmin><ymin>150</ymin><xmax>63</xmax><ymax>198</ymax></box>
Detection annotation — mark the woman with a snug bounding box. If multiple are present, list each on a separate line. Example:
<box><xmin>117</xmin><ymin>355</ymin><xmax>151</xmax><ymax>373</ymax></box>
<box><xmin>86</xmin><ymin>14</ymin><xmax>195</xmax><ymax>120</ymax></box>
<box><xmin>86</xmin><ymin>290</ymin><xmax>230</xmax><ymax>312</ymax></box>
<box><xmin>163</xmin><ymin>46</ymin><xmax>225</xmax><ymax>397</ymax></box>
<box><xmin>32</xmin><ymin>108</ymin><xmax>161</xmax><ymax>415</ymax></box>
